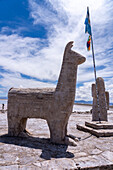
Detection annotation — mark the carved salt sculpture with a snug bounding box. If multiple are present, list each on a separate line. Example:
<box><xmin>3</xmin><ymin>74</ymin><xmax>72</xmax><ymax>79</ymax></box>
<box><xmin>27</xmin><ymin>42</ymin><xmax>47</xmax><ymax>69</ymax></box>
<box><xmin>92</xmin><ymin>77</ymin><xmax>108</xmax><ymax>121</ymax></box>
<box><xmin>92</xmin><ymin>83</ymin><xmax>98</xmax><ymax>121</ymax></box>
<box><xmin>105</xmin><ymin>91</ymin><xmax>109</xmax><ymax>110</ymax></box>
<box><xmin>7</xmin><ymin>41</ymin><xmax>86</xmax><ymax>145</ymax></box>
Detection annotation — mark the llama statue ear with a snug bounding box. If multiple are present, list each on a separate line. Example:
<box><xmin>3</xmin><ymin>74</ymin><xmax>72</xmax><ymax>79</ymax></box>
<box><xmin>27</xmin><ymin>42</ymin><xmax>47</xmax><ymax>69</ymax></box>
<box><xmin>65</xmin><ymin>41</ymin><xmax>74</xmax><ymax>51</ymax></box>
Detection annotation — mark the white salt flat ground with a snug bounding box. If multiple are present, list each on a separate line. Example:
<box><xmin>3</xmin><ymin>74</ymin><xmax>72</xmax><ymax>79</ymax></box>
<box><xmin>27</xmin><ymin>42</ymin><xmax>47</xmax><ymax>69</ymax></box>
<box><xmin>1</xmin><ymin>111</ymin><xmax>113</xmax><ymax>169</ymax></box>
<box><xmin>73</xmin><ymin>104</ymin><xmax>113</xmax><ymax>113</ymax></box>
<box><xmin>73</xmin><ymin>104</ymin><xmax>92</xmax><ymax>112</ymax></box>
<box><xmin>0</xmin><ymin>100</ymin><xmax>113</xmax><ymax>169</ymax></box>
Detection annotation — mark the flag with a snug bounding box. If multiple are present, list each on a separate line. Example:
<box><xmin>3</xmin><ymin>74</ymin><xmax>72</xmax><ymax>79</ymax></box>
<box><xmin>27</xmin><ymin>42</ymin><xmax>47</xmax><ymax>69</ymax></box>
<box><xmin>87</xmin><ymin>35</ymin><xmax>91</xmax><ymax>51</ymax></box>
<box><xmin>84</xmin><ymin>7</ymin><xmax>91</xmax><ymax>35</ymax></box>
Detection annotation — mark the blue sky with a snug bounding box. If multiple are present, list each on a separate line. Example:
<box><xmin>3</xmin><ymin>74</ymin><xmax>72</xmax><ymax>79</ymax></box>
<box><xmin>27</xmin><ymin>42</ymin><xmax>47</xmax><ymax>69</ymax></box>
<box><xmin>0</xmin><ymin>0</ymin><xmax>113</xmax><ymax>103</ymax></box>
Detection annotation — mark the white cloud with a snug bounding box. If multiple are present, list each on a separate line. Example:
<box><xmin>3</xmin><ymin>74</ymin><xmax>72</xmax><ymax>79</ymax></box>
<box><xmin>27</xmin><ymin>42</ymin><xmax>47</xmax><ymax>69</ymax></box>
<box><xmin>76</xmin><ymin>81</ymin><xmax>93</xmax><ymax>101</ymax></box>
<box><xmin>0</xmin><ymin>0</ymin><xmax>113</xmax><ymax>102</ymax></box>
<box><xmin>0</xmin><ymin>72</ymin><xmax>56</xmax><ymax>96</ymax></box>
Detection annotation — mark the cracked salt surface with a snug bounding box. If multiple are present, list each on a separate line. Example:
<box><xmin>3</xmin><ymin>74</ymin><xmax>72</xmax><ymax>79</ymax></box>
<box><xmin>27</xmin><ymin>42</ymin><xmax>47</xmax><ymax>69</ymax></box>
<box><xmin>0</xmin><ymin>106</ymin><xmax>113</xmax><ymax>169</ymax></box>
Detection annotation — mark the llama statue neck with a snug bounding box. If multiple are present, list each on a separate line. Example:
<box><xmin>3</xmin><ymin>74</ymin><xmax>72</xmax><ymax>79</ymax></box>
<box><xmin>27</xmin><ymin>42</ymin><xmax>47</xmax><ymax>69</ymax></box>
<box><xmin>56</xmin><ymin>41</ymin><xmax>86</xmax><ymax>102</ymax></box>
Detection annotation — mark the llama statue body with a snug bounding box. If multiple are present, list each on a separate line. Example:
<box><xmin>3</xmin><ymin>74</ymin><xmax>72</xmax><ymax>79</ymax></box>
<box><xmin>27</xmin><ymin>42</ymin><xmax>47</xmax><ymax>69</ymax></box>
<box><xmin>8</xmin><ymin>41</ymin><xmax>86</xmax><ymax>145</ymax></box>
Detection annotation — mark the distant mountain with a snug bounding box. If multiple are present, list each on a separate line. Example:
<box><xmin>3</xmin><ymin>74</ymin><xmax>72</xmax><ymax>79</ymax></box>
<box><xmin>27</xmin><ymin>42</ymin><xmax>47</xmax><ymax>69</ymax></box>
<box><xmin>75</xmin><ymin>100</ymin><xmax>92</xmax><ymax>104</ymax></box>
<box><xmin>75</xmin><ymin>100</ymin><xmax>113</xmax><ymax>106</ymax></box>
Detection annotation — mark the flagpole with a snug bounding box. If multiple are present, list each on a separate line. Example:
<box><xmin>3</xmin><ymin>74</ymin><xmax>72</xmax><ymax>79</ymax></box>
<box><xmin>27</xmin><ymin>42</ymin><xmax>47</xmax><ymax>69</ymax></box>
<box><xmin>88</xmin><ymin>7</ymin><xmax>101</xmax><ymax>123</ymax></box>
<box><xmin>90</xmin><ymin>34</ymin><xmax>101</xmax><ymax>123</ymax></box>
<box><xmin>90</xmin><ymin>36</ymin><xmax>97</xmax><ymax>82</ymax></box>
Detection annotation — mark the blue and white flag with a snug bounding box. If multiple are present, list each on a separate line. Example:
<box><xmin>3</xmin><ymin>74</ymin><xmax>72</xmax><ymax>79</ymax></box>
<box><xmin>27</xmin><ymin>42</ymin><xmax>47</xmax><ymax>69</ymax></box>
<box><xmin>84</xmin><ymin>7</ymin><xmax>91</xmax><ymax>35</ymax></box>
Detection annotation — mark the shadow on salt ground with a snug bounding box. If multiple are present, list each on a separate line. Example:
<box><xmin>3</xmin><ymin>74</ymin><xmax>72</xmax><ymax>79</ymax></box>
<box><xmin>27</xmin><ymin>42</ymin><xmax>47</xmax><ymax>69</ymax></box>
<box><xmin>0</xmin><ymin>134</ymin><xmax>74</xmax><ymax>160</ymax></box>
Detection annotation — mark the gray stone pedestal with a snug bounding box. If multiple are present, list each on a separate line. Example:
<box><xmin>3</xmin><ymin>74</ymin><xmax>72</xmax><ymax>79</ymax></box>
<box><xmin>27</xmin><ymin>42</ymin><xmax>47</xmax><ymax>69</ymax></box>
<box><xmin>77</xmin><ymin>121</ymin><xmax>113</xmax><ymax>137</ymax></box>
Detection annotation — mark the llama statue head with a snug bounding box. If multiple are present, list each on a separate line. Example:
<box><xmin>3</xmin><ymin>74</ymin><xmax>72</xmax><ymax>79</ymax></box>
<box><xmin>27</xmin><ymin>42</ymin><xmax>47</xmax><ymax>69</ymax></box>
<box><xmin>56</xmin><ymin>41</ymin><xmax>86</xmax><ymax>94</ymax></box>
<box><xmin>64</xmin><ymin>41</ymin><xmax>86</xmax><ymax>65</ymax></box>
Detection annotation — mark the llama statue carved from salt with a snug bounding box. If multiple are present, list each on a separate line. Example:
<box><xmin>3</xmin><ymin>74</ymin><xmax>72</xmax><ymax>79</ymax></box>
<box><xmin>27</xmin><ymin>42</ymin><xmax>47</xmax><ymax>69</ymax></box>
<box><xmin>8</xmin><ymin>41</ymin><xmax>86</xmax><ymax>145</ymax></box>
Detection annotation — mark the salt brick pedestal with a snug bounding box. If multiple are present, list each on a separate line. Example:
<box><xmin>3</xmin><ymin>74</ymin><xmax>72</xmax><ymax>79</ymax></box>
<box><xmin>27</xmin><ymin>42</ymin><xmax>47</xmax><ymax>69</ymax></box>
<box><xmin>77</xmin><ymin>121</ymin><xmax>113</xmax><ymax>137</ymax></box>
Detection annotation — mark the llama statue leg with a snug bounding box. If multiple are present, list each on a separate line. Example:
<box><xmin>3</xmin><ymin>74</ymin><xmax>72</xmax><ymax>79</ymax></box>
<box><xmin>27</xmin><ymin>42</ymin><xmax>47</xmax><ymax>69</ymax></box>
<box><xmin>8</xmin><ymin>116</ymin><xmax>21</xmax><ymax>136</ymax></box>
<box><xmin>18</xmin><ymin>118</ymin><xmax>30</xmax><ymax>137</ymax></box>
<box><xmin>8</xmin><ymin>104</ymin><xmax>28</xmax><ymax>137</ymax></box>
<box><xmin>47</xmin><ymin>120</ymin><xmax>64</xmax><ymax>143</ymax></box>
<box><xmin>21</xmin><ymin>118</ymin><xmax>27</xmax><ymax>131</ymax></box>
<box><xmin>20</xmin><ymin>118</ymin><xmax>30</xmax><ymax>135</ymax></box>
<box><xmin>47</xmin><ymin>118</ymin><xmax>77</xmax><ymax>146</ymax></box>
<box><xmin>7</xmin><ymin>104</ymin><xmax>20</xmax><ymax>136</ymax></box>
<box><xmin>19</xmin><ymin>118</ymin><xmax>31</xmax><ymax>137</ymax></box>
<box><xmin>8</xmin><ymin>116</ymin><xmax>29</xmax><ymax>137</ymax></box>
